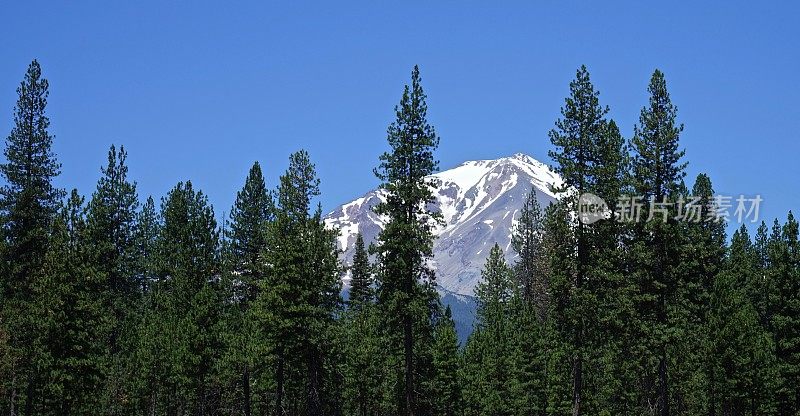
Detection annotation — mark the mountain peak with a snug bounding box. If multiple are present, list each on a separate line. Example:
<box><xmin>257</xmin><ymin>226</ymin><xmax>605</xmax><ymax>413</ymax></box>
<box><xmin>509</xmin><ymin>151</ymin><xmax>543</xmax><ymax>165</ymax></box>
<box><xmin>325</xmin><ymin>152</ymin><xmax>562</xmax><ymax>296</ymax></box>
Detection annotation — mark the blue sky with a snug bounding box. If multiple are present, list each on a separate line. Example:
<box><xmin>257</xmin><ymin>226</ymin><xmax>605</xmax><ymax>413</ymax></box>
<box><xmin>1</xmin><ymin>2</ymin><xmax>798</xmax><ymax>231</ymax></box>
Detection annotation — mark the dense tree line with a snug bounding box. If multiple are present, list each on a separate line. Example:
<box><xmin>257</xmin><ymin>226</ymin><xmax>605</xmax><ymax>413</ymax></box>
<box><xmin>0</xmin><ymin>60</ymin><xmax>797</xmax><ymax>416</ymax></box>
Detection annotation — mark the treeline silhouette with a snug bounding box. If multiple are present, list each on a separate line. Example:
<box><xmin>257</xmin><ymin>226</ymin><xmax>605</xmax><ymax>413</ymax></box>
<box><xmin>0</xmin><ymin>61</ymin><xmax>798</xmax><ymax>416</ymax></box>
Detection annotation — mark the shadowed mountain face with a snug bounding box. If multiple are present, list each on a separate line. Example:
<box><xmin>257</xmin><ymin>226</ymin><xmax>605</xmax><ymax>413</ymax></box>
<box><xmin>325</xmin><ymin>152</ymin><xmax>562</xmax><ymax>296</ymax></box>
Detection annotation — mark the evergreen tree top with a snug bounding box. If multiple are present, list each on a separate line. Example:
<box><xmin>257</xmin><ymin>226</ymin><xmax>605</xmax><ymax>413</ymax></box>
<box><xmin>349</xmin><ymin>233</ymin><xmax>373</xmax><ymax>307</ymax></box>
<box><xmin>1</xmin><ymin>59</ymin><xmax>63</xmax><ymax>217</ymax></box>
<box><xmin>228</xmin><ymin>160</ymin><xmax>273</xmax><ymax>269</ymax></box>
<box><xmin>87</xmin><ymin>144</ymin><xmax>139</xmax><ymax>231</ymax></box>
<box><xmin>276</xmin><ymin>150</ymin><xmax>319</xmax><ymax>222</ymax></box>
<box><xmin>548</xmin><ymin>65</ymin><xmax>610</xmax><ymax>193</ymax></box>
<box><xmin>475</xmin><ymin>244</ymin><xmax>515</xmax><ymax>323</ymax></box>
<box><xmin>631</xmin><ymin>69</ymin><xmax>687</xmax><ymax>198</ymax></box>
<box><xmin>156</xmin><ymin>181</ymin><xmax>219</xmax><ymax>284</ymax></box>
<box><xmin>374</xmin><ymin>66</ymin><xmax>440</xmax><ymax>211</ymax></box>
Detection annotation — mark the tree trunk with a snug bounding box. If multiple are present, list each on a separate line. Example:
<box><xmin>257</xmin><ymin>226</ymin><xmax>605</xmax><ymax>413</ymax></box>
<box><xmin>275</xmin><ymin>352</ymin><xmax>284</xmax><ymax>416</ymax></box>
<box><xmin>308</xmin><ymin>348</ymin><xmax>322</xmax><ymax>416</ymax></box>
<box><xmin>24</xmin><ymin>372</ymin><xmax>35</xmax><ymax>416</ymax></box>
<box><xmin>9</xmin><ymin>371</ymin><xmax>16</xmax><ymax>416</ymax></box>
<box><xmin>243</xmin><ymin>364</ymin><xmax>251</xmax><ymax>416</ymax></box>
<box><xmin>572</xmin><ymin>354</ymin><xmax>582</xmax><ymax>416</ymax></box>
<box><xmin>404</xmin><ymin>311</ymin><xmax>414</xmax><ymax>416</ymax></box>
<box><xmin>659</xmin><ymin>348</ymin><xmax>669</xmax><ymax>416</ymax></box>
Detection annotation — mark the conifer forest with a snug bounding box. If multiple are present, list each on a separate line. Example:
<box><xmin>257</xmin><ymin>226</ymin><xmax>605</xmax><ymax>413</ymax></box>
<box><xmin>1</xmin><ymin>58</ymin><xmax>799</xmax><ymax>416</ymax></box>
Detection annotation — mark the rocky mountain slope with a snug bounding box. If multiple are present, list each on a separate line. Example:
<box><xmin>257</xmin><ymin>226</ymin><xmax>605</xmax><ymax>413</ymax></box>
<box><xmin>325</xmin><ymin>152</ymin><xmax>562</xmax><ymax>297</ymax></box>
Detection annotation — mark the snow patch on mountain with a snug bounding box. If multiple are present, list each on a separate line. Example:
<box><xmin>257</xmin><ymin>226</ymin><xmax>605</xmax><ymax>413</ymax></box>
<box><xmin>324</xmin><ymin>153</ymin><xmax>562</xmax><ymax>297</ymax></box>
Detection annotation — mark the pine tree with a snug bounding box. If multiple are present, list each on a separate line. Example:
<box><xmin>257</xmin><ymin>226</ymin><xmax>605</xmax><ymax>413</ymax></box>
<box><xmin>769</xmin><ymin>212</ymin><xmax>800</xmax><ymax>413</ymax></box>
<box><xmin>583</xmin><ymin>118</ymin><xmax>634</xmax><ymax>413</ymax></box>
<box><xmin>628</xmin><ymin>69</ymin><xmax>687</xmax><ymax>416</ymax></box>
<box><xmin>511</xmin><ymin>190</ymin><xmax>548</xmax><ymax>319</ymax></box>
<box><xmin>541</xmin><ymin>201</ymin><xmax>577</xmax><ymax>415</ymax></box>
<box><xmin>0</xmin><ymin>60</ymin><xmax>63</xmax><ymax>297</ymax></box>
<box><xmin>34</xmin><ymin>190</ymin><xmax>106</xmax><ymax>414</ymax></box>
<box><xmin>476</xmin><ymin>244</ymin><xmax>517</xmax><ymax>328</ymax></box>
<box><xmin>708</xmin><ymin>225</ymin><xmax>777</xmax><ymax>415</ymax></box>
<box><xmin>547</xmin><ymin>65</ymin><xmax>616</xmax><ymax>414</ymax></box>
<box><xmin>0</xmin><ymin>59</ymin><xmax>64</xmax><ymax>415</ymax></box>
<box><xmin>221</xmin><ymin>161</ymin><xmax>273</xmax><ymax>416</ymax></box>
<box><xmin>463</xmin><ymin>244</ymin><xmax>516</xmax><ymax>416</ymax></box>
<box><xmin>428</xmin><ymin>306</ymin><xmax>462</xmax><ymax>416</ymax></box>
<box><xmin>341</xmin><ymin>301</ymin><xmax>381</xmax><ymax>416</ymax></box>
<box><xmin>372</xmin><ymin>65</ymin><xmax>441</xmax><ymax>416</ymax></box>
<box><xmin>749</xmin><ymin>221</ymin><xmax>772</xmax><ymax>326</ymax></box>
<box><xmin>509</xmin><ymin>294</ymin><xmax>547</xmax><ymax>416</ymax></box>
<box><xmin>341</xmin><ymin>232</ymin><xmax>379</xmax><ymax>416</ymax></box>
<box><xmin>86</xmin><ymin>144</ymin><xmax>140</xmax><ymax>302</ymax></box>
<box><xmin>133</xmin><ymin>196</ymin><xmax>159</xmax><ymax>290</ymax></box>
<box><xmin>348</xmin><ymin>233</ymin><xmax>373</xmax><ymax>308</ymax></box>
<box><xmin>138</xmin><ymin>181</ymin><xmax>221</xmax><ymax>414</ymax></box>
<box><xmin>669</xmin><ymin>174</ymin><xmax>726</xmax><ymax>414</ymax></box>
<box><xmin>85</xmin><ymin>144</ymin><xmax>140</xmax><ymax>409</ymax></box>
<box><xmin>227</xmin><ymin>161</ymin><xmax>273</xmax><ymax>302</ymax></box>
<box><xmin>257</xmin><ymin>150</ymin><xmax>341</xmax><ymax>416</ymax></box>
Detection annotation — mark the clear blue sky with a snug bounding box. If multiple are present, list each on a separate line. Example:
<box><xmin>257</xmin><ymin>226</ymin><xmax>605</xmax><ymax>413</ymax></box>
<box><xmin>1</xmin><ymin>2</ymin><xmax>798</xmax><ymax>231</ymax></box>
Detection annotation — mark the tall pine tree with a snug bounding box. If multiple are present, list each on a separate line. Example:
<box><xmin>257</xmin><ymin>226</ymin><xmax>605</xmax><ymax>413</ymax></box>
<box><xmin>770</xmin><ymin>212</ymin><xmax>800</xmax><ymax>413</ymax></box>
<box><xmin>141</xmin><ymin>181</ymin><xmax>221</xmax><ymax>414</ymax></box>
<box><xmin>221</xmin><ymin>161</ymin><xmax>273</xmax><ymax>416</ymax></box>
<box><xmin>34</xmin><ymin>190</ymin><xmax>106</xmax><ymax>414</ymax></box>
<box><xmin>628</xmin><ymin>69</ymin><xmax>687</xmax><ymax>416</ymax></box>
<box><xmin>256</xmin><ymin>150</ymin><xmax>341</xmax><ymax>416</ymax></box>
<box><xmin>0</xmin><ymin>59</ymin><xmax>64</xmax><ymax>415</ymax></box>
<box><xmin>372</xmin><ymin>65</ymin><xmax>442</xmax><ymax>416</ymax></box>
<box><xmin>85</xmin><ymin>144</ymin><xmax>140</xmax><ymax>409</ymax></box>
<box><xmin>708</xmin><ymin>225</ymin><xmax>777</xmax><ymax>414</ymax></box>
<box><xmin>547</xmin><ymin>65</ymin><xmax>618</xmax><ymax>415</ymax></box>
<box><xmin>340</xmin><ymin>233</ymin><xmax>380</xmax><ymax>416</ymax></box>
<box><xmin>348</xmin><ymin>233</ymin><xmax>373</xmax><ymax>308</ymax></box>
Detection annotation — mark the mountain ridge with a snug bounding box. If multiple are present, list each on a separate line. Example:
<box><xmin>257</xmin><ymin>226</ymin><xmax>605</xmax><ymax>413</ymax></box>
<box><xmin>324</xmin><ymin>152</ymin><xmax>562</xmax><ymax>297</ymax></box>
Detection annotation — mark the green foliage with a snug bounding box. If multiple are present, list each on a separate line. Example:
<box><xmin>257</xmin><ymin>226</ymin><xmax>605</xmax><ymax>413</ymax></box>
<box><xmin>133</xmin><ymin>181</ymin><xmax>222</xmax><ymax>414</ymax></box>
<box><xmin>547</xmin><ymin>65</ymin><xmax>626</xmax><ymax>414</ymax></box>
<box><xmin>227</xmin><ymin>161</ymin><xmax>273</xmax><ymax>300</ymax></box>
<box><xmin>32</xmin><ymin>190</ymin><xmax>107</xmax><ymax>414</ymax></box>
<box><xmin>348</xmin><ymin>233</ymin><xmax>373</xmax><ymax>307</ymax></box>
<box><xmin>217</xmin><ymin>161</ymin><xmax>274</xmax><ymax>415</ymax></box>
<box><xmin>372</xmin><ymin>65</ymin><xmax>443</xmax><ymax>416</ymax></box>
<box><xmin>255</xmin><ymin>150</ymin><xmax>342</xmax><ymax>416</ymax></box>
<box><xmin>511</xmin><ymin>190</ymin><xmax>548</xmax><ymax>316</ymax></box>
<box><xmin>630</xmin><ymin>69</ymin><xmax>687</xmax><ymax>200</ymax></box>
<box><xmin>707</xmin><ymin>225</ymin><xmax>777</xmax><ymax>414</ymax></box>
<box><xmin>84</xmin><ymin>144</ymin><xmax>141</xmax><ymax>411</ymax></box>
<box><xmin>769</xmin><ymin>212</ymin><xmax>800</xmax><ymax>413</ymax></box>
<box><xmin>340</xmin><ymin>302</ymin><xmax>382</xmax><ymax>416</ymax></box>
<box><xmin>133</xmin><ymin>195</ymin><xmax>159</xmax><ymax>288</ymax></box>
<box><xmin>627</xmin><ymin>69</ymin><xmax>688</xmax><ymax>415</ymax></box>
<box><xmin>463</xmin><ymin>244</ymin><xmax>517</xmax><ymax>416</ymax></box>
<box><xmin>0</xmin><ymin>60</ymin><xmax>65</xmax><ymax>415</ymax></box>
<box><xmin>2</xmin><ymin>60</ymin><xmax>798</xmax><ymax>416</ymax></box>
<box><xmin>87</xmin><ymin>144</ymin><xmax>140</xmax><ymax>299</ymax></box>
<box><xmin>0</xmin><ymin>60</ymin><xmax>64</xmax><ymax>297</ymax></box>
<box><xmin>428</xmin><ymin>306</ymin><xmax>462</xmax><ymax>416</ymax></box>
<box><xmin>463</xmin><ymin>244</ymin><xmax>547</xmax><ymax>416</ymax></box>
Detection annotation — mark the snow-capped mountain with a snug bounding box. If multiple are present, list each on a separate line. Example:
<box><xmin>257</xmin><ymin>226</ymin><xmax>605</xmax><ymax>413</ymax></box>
<box><xmin>324</xmin><ymin>153</ymin><xmax>563</xmax><ymax>298</ymax></box>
